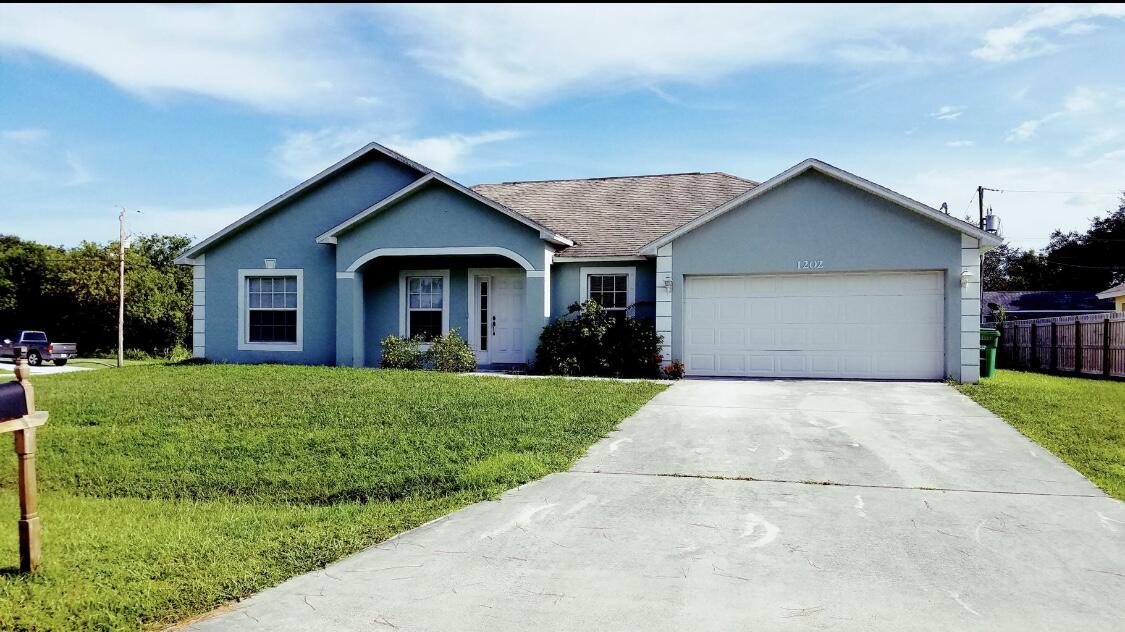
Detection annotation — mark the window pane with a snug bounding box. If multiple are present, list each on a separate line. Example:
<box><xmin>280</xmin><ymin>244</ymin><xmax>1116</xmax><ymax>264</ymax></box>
<box><xmin>588</xmin><ymin>274</ymin><xmax>627</xmax><ymax>310</ymax></box>
<box><xmin>249</xmin><ymin>309</ymin><xmax>297</xmax><ymax>343</ymax></box>
<box><xmin>409</xmin><ymin>278</ymin><xmax>422</xmax><ymax>293</ymax></box>
<box><xmin>409</xmin><ymin>294</ymin><xmax>421</xmax><ymax>309</ymax></box>
<box><xmin>285</xmin><ymin>278</ymin><xmax>297</xmax><ymax>292</ymax></box>
<box><xmin>249</xmin><ymin>278</ymin><xmax>261</xmax><ymax>292</ymax></box>
<box><xmin>409</xmin><ymin>310</ymin><xmax>442</xmax><ymax>340</ymax></box>
<box><xmin>284</xmin><ymin>293</ymin><xmax>297</xmax><ymax>308</ymax></box>
<box><xmin>431</xmin><ymin>289</ymin><xmax>442</xmax><ymax>309</ymax></box>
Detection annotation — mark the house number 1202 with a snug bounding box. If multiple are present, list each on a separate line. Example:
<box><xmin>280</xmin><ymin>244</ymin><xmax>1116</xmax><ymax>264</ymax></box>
<box><xmin>796</xmin><ymin>259</ymin><xmax>825</xmax><ymax>270</ymax></box>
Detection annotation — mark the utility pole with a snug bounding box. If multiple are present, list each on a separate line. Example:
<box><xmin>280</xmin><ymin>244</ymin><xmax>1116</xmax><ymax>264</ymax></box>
<box><xmin>977</xmin><ymin>185</ymin><xmax>985</xmax><ymax>230</ymax></box>
<box><xmin>117</xmin><ymin>207</ymin><xmax>126</xmax><ymax>369</ymax></box>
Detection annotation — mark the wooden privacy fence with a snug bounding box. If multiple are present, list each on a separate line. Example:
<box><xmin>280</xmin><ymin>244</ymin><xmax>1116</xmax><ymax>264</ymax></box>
<box><xmin>998</xmin><ymin>312</ymin><xmax>1125</xmax><ymax>379</ymax></box>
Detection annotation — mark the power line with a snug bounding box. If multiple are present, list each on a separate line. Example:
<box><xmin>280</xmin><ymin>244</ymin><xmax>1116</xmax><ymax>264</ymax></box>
<box><xmin>1049</xmin><ymin>261</ymin><xmax>1125</xmax><ymax>270</ymax></box>
<box><xmin>984</xmin><ymin>188</ymin><xmax>1122</xmax><ymax>196</ymax></box>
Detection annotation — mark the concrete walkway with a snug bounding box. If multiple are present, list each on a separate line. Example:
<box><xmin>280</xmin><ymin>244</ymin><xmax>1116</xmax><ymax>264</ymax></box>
<box><xmin>0</xmin><ymin>359</ymin><xmax>90</xmax><ymax>375</ymax></box>
<box><xmin>186</xmin><ymin>380</ymin><xmax>1125</xmax><ymax>631</ymax></box>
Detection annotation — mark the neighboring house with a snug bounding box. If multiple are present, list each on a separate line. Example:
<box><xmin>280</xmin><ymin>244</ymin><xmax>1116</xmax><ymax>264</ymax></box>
<box><xmin>175</xmin><ymin>142</ymin><xmax>1000</xmax><ymax>382</ymax></box>
<box><xmin>1096</xmin><ymin>283</ymin><xmax>1125</xmax><ymax>312</ymax></box>
<box><xmin>983</xmin><ymin>290</ymin><xmax>1116</xmax><ymax>322</ymax></box>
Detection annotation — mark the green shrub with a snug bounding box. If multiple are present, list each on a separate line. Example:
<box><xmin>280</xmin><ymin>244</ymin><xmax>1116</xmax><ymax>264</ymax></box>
<box><xmin>166</xmin><ymin>345</ymin><xmax>193</xmax><ymax>362</ymax></box>
<box><xmin>379</xmin><ymin>335</ymin><xmax>427</xmax><ymax>369</ymax></box>
<box><xmin>534</xmin><ymin>300</ymin><xmax>663</xmax><ymax>378</ymax></box>
<box><xmin>123</xmin><ymin>348</ymin><xmax>155</xmax><ymax>361</ymax></box>
<box><xmin>428</xmin><ymin>329</ymin><xmax>477</xmax><ymax>373</ymax></box>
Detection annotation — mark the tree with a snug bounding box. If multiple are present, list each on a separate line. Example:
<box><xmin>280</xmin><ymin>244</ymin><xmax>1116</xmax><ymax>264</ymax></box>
<box><xmin>0</xmin><ymin>233</ymin><xmax>193</xmax><ymax>355</ymax></box>
<box><xmin>982</xmin><ymin>195</ymin><xmax>1125</xmax><ymax>291</ymax></box>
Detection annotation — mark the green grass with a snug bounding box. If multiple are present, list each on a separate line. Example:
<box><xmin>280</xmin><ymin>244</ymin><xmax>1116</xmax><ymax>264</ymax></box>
<box><xmin>957</xmin><ymin>369</ymin><xmax>1125</xmax><ymax>500</ymax></box>
<box><xmin>0</xmin><ymin>364</ymin><xmax>664</xmax><ymax>630</ymax></box>
<box><xmin>64</xmin><ymin>357</ymin><xmax>159</xmax><ymax>369</ymax></box>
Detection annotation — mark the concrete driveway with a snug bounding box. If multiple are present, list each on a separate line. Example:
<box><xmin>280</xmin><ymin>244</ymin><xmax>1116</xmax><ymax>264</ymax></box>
<box><xmin>187</xmin><ymin>380</ymin><xmax>1125</xmax><ymax>631</ymax></box>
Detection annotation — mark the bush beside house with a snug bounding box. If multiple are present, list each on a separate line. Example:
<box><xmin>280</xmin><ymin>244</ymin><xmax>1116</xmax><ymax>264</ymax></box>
<box><xmin>380</xmin><ymin>329</ymin><xmax>477</xmax><ymax>372</ymax></box>
<box><xmin>534</xmin><ymin>300</ymin><xmax>663</xmax><ymax>378</ymax></box>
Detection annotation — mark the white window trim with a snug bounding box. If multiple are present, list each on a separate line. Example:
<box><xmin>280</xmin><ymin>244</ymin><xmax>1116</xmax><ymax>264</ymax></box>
<box><xmin>398</xmin><ymin>269</ymin><xmax>451</xmax><ymax>341</ymax></box>
<box><xmin>237</xmin><ymin>268</ymin><xmax>303</xmax><ymax>352</ymax></box>
<box><xmin>579</xmin><ymin>266</ymin><xmax>636</xmax><ymax>311</ymax></box>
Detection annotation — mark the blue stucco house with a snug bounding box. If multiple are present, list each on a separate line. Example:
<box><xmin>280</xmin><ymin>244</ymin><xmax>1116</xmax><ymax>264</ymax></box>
<box><xmin>175</xmin><ymin>142</ymin><xmax>1001</xmax><ymax>382</ymax></box>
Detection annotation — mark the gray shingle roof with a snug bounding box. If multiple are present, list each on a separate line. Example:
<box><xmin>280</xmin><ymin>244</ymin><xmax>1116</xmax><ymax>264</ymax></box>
<box><xmin>983</xmin><ymin>291</ymin><xmax>1114</xmax><ymax>315</ymax></box>
<box><xmin>472</xmin><ymin>172</ymin><xmax>757</xmax><ymax>258</ymax></box>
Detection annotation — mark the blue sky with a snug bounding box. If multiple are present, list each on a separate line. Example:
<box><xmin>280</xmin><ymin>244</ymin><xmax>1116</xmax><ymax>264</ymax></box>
<box><xmin>2</xmin><ymin>4</ymin><xmax>1124</xmax><ymax>251</ymax></box>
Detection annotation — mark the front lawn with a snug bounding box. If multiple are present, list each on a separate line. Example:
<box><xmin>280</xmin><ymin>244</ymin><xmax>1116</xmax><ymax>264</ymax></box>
<box><xmin>0</xmin><ymin>364</ymin><xmax>664</xmax><ymax>630</ymax></box>
<box><xmin>957</xmin><ymin>369</ymin><xmax>1125</xmax><ymax>500</ymax></box>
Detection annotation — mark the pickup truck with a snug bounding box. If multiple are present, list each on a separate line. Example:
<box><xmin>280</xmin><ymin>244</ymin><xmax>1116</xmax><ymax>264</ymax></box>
<box><xmin>0</xmin><ymin>330</ymin><xmax>78</xmax><ymax>366</ymax></box>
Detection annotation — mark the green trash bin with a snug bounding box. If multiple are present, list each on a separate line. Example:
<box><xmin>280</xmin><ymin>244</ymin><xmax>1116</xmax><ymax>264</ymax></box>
<box><xmin>980</xmin><ymin>328</ymin><xmax>1000</xmax><ymax>378</ymax></box>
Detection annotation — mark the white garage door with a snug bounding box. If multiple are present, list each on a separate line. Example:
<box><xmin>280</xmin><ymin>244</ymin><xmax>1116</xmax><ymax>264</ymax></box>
<box><xmin>683</xmin><ymin>271</ymin><xmax>944</xmax><ymax>379</ymax></box>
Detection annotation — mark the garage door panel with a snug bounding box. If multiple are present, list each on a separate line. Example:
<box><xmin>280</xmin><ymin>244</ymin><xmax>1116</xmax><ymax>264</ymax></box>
<box><xmin>748</xmin><ymin>299</ymin><xmax>777</xmax><ymax>322</ymax></box>
<box><xmin>717</xmin><ymin>299</ymin><xmax>746</xmax><ymax>321</ymax></box>
<box><xmin>688</xmin><ymin>301</ymin><xmax>716</xmax><ymax>320</ymax></box>
<box><xmin>687</xmin><ymin>354</ymin><xmax>715</xmax><ymax>372</ymax></box>
<box><xmin>688</xmin><ymin>328</ymin><xmax>716</xmax><ymax>345</ymax></box>
<box><xmin>717</xmin><ymin>355</ymin><xmax>745</xmax><ymax>373</ymax></box>
<box><xmin>747</xmin><ymin>327</ymin><xmax>775</xmax><ymax>347</ymax></box>
<box><xmin>718</xmin><ymin>327</ymin><xmax>745</xmax><ymax>346</ymax></box>
<box><xmin>684</xmin><ymin>272</ymin><xmax>944</xmax><ymax>380</ymax></box>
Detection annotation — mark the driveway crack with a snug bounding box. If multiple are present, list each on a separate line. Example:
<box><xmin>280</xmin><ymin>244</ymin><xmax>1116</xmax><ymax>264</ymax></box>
<box><xmin>568</xmin><ymin>469</ymin><xmax>1107</xmax><ymax>499</ymax></box>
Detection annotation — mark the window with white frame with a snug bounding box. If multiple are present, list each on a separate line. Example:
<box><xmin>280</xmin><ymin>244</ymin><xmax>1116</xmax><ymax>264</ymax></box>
<box><xmin>406</xmin><ymin>275</ymin><xmax>444</xmax><ymax>340</ymax></box>
<box><xmin>247</xmin><ymin>276</ymin><xmax>298</xmax><ymax>343</ymax></box>
<box><xmin>587</xmin><ymin>273</ymin><xmax>629</xmax><ymax>312</ymax></box>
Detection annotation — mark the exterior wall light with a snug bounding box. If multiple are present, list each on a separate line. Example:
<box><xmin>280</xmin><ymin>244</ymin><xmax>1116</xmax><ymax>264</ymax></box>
<box><xmin>960</xmin><ymin>268</ymin><xmax>974</xmax><ymax>288</ymax></box>
<box><xmin>663</xmin><ymin>274</ymin><xmax>673</xmax><ymax>290</ymax></box>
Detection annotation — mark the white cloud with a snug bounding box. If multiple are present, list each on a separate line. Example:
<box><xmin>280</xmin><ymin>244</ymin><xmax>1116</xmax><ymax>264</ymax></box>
<box><xmin>1005</xmin><ymin>112</ymin><xmax>1068</xmax><ymax>142</ymax></box>
<box><xmin>63</xmin><ymin>152</ymin><xmax>93</xmax><ymax>187</ymax></box>
<box><xmin>0</xmin><ymin>5</ymin><xmax>389</xmax><ymax>114</ymax></box>
<box><xmin>973</xmin><ymin>4</ymin><xmax>1125</xmax><ymax>62</ymax></box>
<box><xmin>932</xmin><ymin>106</ymin><xmax>964</xmax><ymax>120</ymax></box>
<box><xmin>1</xmin><ymin>128</ymin><xmax>49</xmax><ymax>144</ymax></box>
<box><xmin>271</xmin><ymin>128</ymin><xmax>521</xmax><ymax>180</ymax></box>
<box><xmin>2</xmin><ymin>203</ymin><xmax>255</xmax><ymax>247</ymax></box>
<box><xmin>907</xmin><ymin>155</ymin><xmax>1125</xmax><ymax>250</ymax></box>
<box><xmin>1006</xmin><ymin>86</ymin><xmax>1125</xmax><ymax>143</ymax></box>
<box><xmin>0</xmin><ymin>129</ymin><xmax>93</xmax><ymax>187</ymax></box>
<box><xmin>380</xmin><ymin>4</ymin><xmax>1011</xmax><ymax>104</ymax></box>
<box><xmin>1061</xmin><ymin>21</ymin><xmax>1101</xmax><ymax>36</ymax></box>
<box><xmin>946</xmin><ymin>140</ymin><xmax>975</xmax><ymax>147</ymax></box>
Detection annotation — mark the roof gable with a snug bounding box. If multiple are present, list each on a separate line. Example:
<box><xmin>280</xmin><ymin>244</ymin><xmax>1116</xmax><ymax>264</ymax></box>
<box><xmin>639</xmin><ymin>159</ymin><xmax>1002</xmax><ymax>255</ymax></box>
<box><xmin>317</xmin><ymin>172</ymin><xmax>573</xmax><ymax>247</ymax></box>
<box><xmin>174</xmin><ymin>142</ymin><xmax>430</xmax><ymax>264</ymax></box>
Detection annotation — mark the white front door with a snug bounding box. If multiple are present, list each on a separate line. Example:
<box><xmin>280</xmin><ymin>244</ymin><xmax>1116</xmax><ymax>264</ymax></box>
<box><xmin>475</xmin><ymin>272</ymin><xmax>525</xmax><ymax>364</ymax></box>
<box><xmin>683</xmin><ymin>271</ymin><xmax>945</xmax><ymax>379</ymax></box>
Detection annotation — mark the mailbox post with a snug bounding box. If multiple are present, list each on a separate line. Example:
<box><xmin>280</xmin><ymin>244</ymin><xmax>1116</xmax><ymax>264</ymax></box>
<box><xmin>1</xmin><ymin>348</ymin><xmax>48</xmax><ymax>573</ymax></box>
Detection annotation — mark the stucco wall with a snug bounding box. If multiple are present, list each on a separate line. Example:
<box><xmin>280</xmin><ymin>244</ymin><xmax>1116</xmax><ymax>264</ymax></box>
<box><xmin>550</xmin><ymin>261</ymin><xmax>657</xmax><ymax>321</ymax></box>
<box><xmin>334</xmin><ymin>182</ymin><xmax>547</xmax><ymax>273</ymax></box>
<box><xmin>200</xmin><ymin>155</ymin><xmax>422</xmax><ymax>364</ymax></box>
<box><xmin>360</xmin><ymin>255</ymin><xmax>519</xmax><ymax>366</ymax></box>
<box><xmin>669</xmin><ymin>170</ymin><xmax>969</xmax><ymax>380</ymax></box>
<box><xmin>332</xmin><ymin>181</ymin><xmax>550</xmax><ymax>366</ymax></box>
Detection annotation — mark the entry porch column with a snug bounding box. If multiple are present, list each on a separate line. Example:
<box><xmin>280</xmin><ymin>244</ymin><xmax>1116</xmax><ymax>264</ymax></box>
<box><xmin>335</xmin><ymin>270</ymin><xmax>365</xmax><ymax>367</ymax></box>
